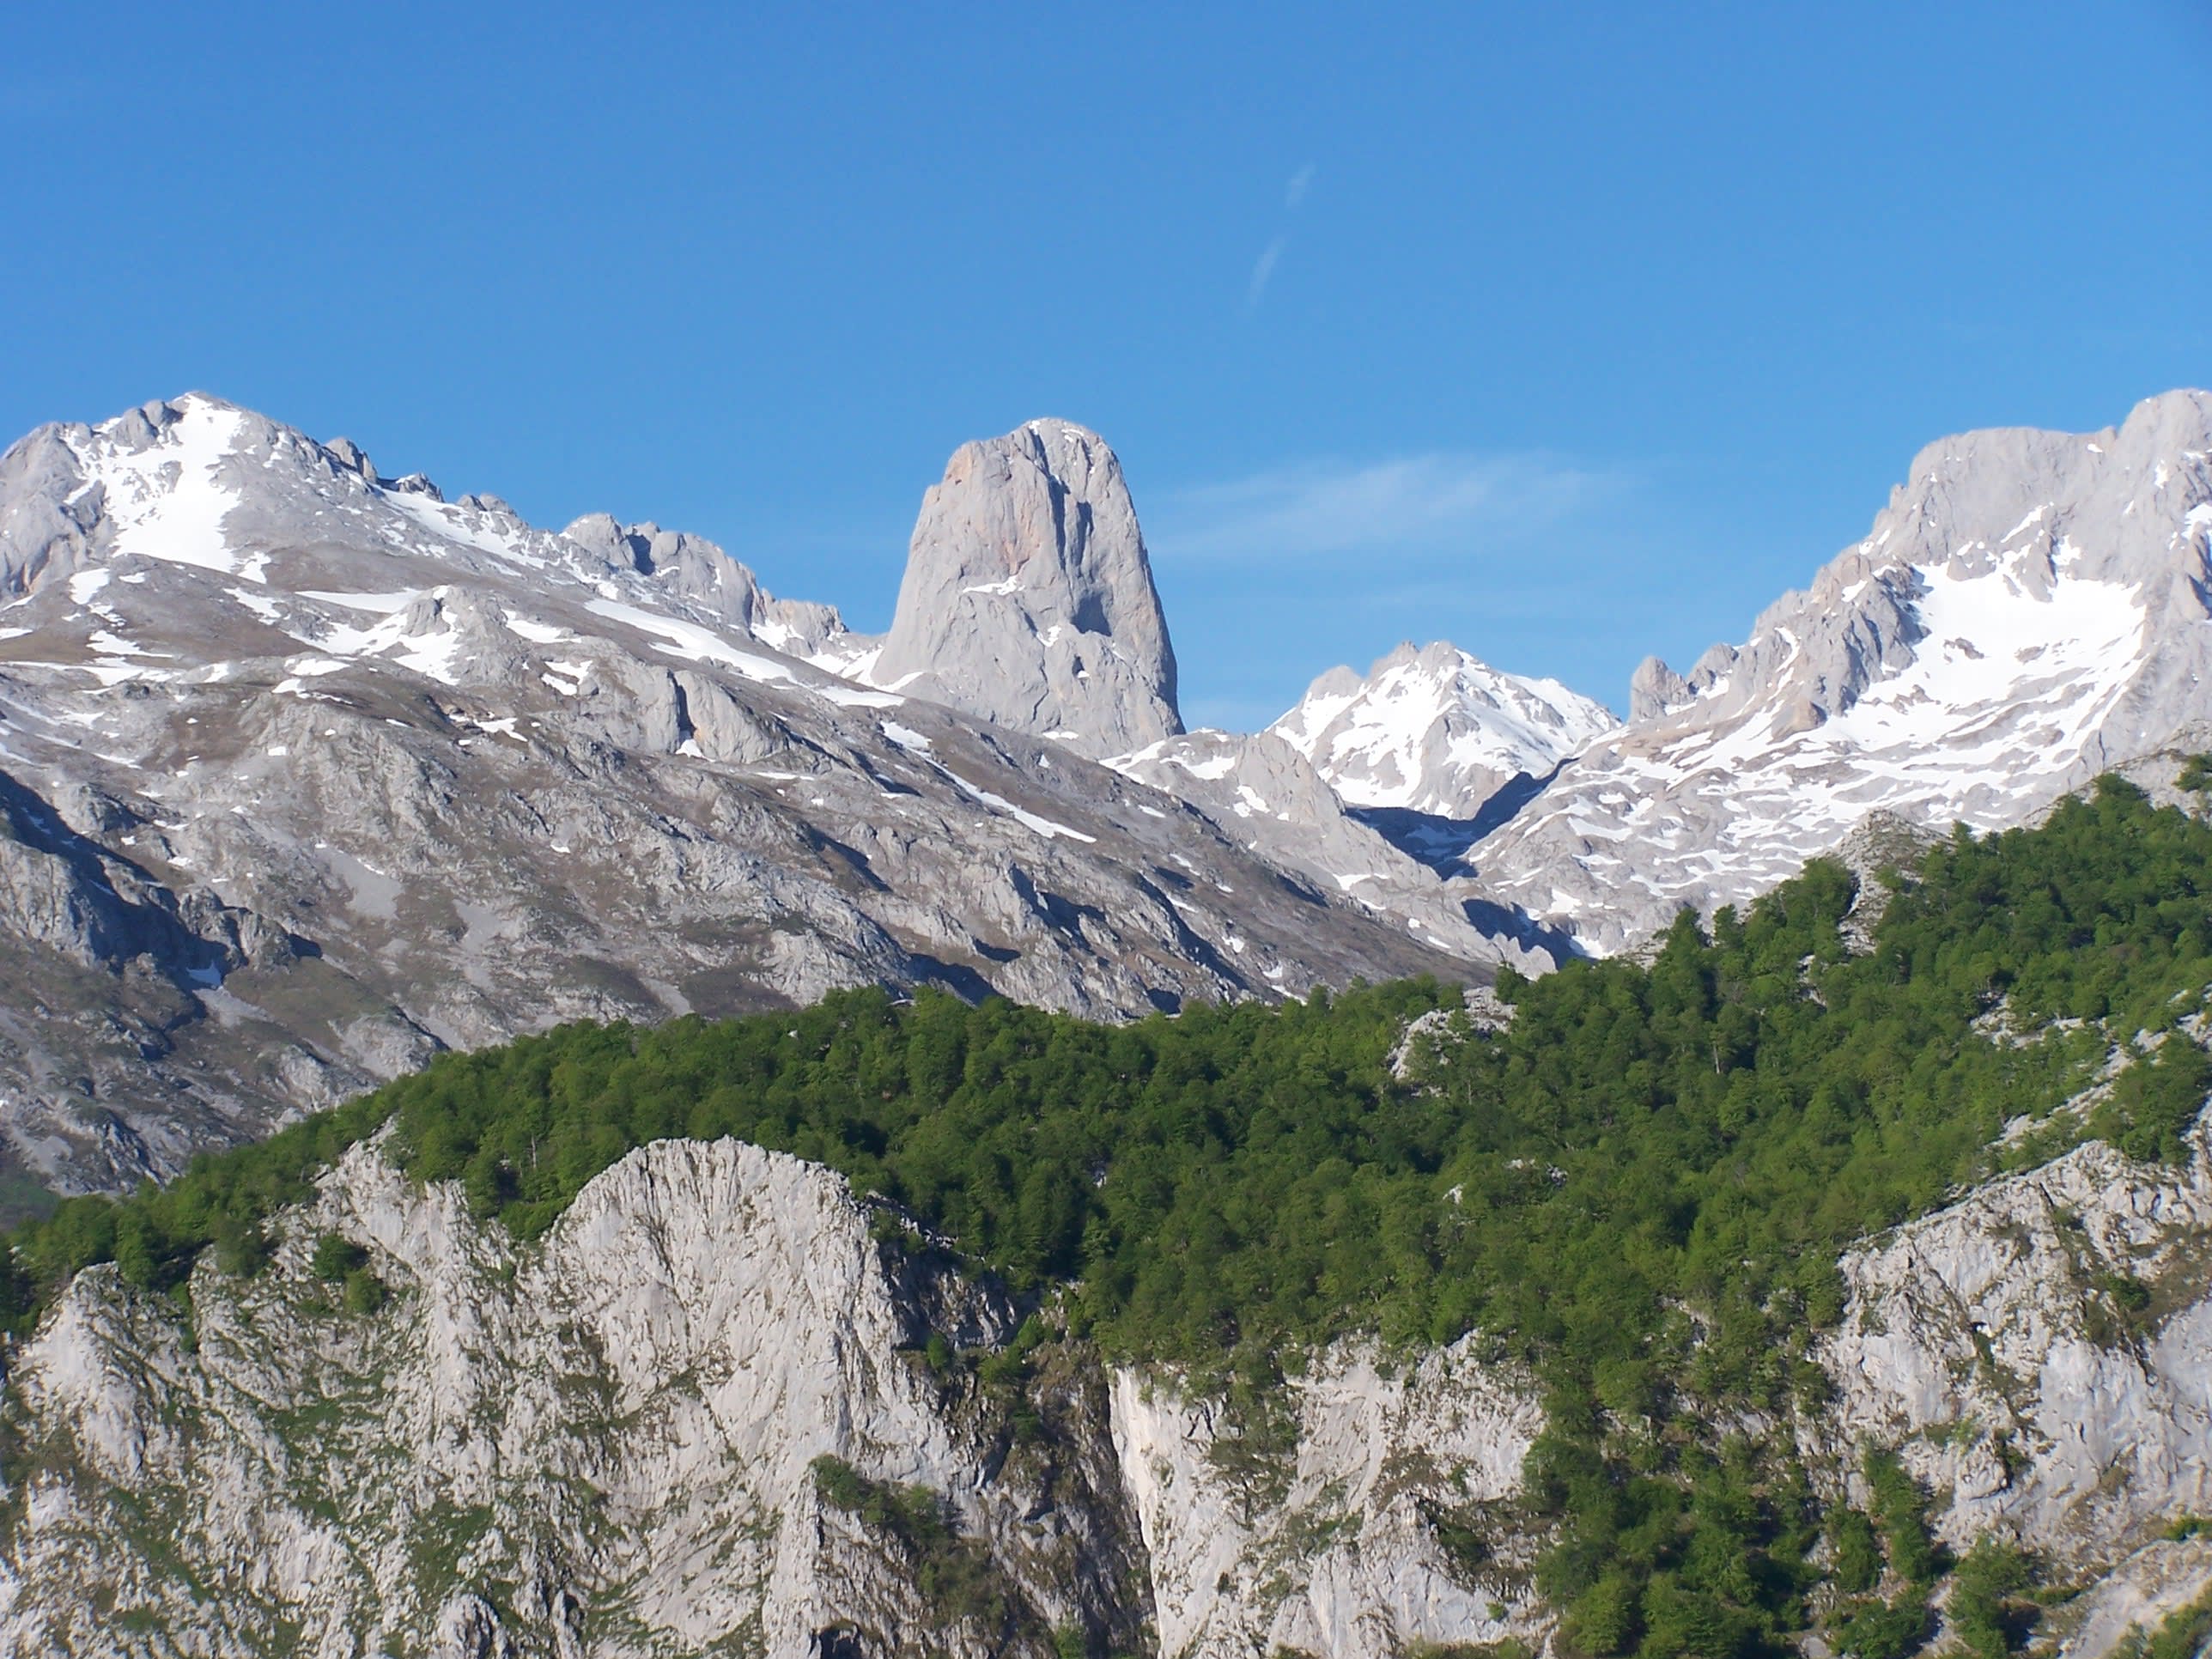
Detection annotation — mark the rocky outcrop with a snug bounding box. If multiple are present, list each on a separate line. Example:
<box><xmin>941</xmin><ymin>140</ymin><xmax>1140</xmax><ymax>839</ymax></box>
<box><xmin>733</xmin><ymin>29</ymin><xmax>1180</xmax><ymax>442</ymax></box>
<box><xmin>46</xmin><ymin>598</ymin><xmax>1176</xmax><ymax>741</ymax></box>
<box><xmin>1627</xmin><ymin>654</ymin><xmax>1692</xmax><ymax>723</ymax></box>
<box><xmin>9</xmin><ymin>1103</ymin><xmax>2212</xmax><ymax>1655</ymax></box>
<box><xmin>0</xmin><ymin>1138</ymin><xmax>1147</xmax><ymax>1656</ymax></box>
<box><xmin>560</xmin><ymin>512</ymin><xmax>859</xmax><ymax>665</ymax></box>
<box><xmin>0</xmin><ymin>1136</ymin><xmax>1541</xmax><ymax>1658</ymax></box>
<box><xmin>1814</xmin><ymin>1121</ymin><xmax>2212</xmax><ymax>1606</ymax></box>
<box><xmin>872</xmin><ymin>420</ymin><xmax>1182</xmax><ymax>758</ymax></box>
<box><xmin>1111</xmin><ymin>1346</ymin><xmax>1546</xmax><ymax>1657</ymax></box>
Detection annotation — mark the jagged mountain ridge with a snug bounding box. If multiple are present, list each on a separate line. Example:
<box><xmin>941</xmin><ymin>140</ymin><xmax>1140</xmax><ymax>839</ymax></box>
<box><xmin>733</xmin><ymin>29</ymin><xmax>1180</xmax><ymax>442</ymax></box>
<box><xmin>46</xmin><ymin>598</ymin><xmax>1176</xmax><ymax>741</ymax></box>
<box><xmin>12</xmin><ymin>734</ymin><xmax>2212</xmax><ymax>1655</ymax></box>
<box><xmin>7</xmin><ymin>387</ymin><xmax>2212</xmax><ymax>1659</ymax></box>
<box><xmin>4</xmin><ymin>386</ymin><xmax>2212</xmax><ymax>1200</ymax></box>
<box><xmin>1477</xmin><ymin>388</ymin><xmax>2212</xmax><ymax>951</ymax></box>
<box><xmin>0</xmin><ymin>394</ymin><xmax>1482</xmax><ymax>1200</ymax></box>
<box><xmin>1339</xmin><ymin>388</ymin><xmax>2212</xmax><ymax>954</ymax></box>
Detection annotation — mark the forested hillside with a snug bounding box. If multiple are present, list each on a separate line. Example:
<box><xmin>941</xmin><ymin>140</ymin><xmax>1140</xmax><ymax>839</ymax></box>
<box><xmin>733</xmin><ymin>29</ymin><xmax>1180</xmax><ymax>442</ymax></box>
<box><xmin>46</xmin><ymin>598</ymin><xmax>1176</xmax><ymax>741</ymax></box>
<box><xmin>11</xmin><ymin>772</ymin><xmax>2212</xmax><ymax>1659</ymax></box>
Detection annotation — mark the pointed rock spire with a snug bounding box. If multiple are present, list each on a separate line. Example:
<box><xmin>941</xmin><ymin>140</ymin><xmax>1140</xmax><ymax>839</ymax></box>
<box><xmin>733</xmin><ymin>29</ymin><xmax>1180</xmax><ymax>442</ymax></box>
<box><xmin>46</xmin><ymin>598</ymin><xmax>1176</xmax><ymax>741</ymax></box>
<box><xmin>872</xmin><ymin>418</ymin><xmax>1181</xmax><ymax>757</ymax></box>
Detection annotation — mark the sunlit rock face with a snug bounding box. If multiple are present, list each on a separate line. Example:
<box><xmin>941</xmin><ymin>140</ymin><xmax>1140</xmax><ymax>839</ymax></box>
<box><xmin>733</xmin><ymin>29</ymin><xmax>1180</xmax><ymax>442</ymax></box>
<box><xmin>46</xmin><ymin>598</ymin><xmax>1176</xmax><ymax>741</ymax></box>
<box><xmin>874</xmin><ymin>417</ymin><xmax>1182</xmax><ymax>759</ymax></box>
<box><xmin>1469</xmin><ymin>391</ymin><xmax>2212</xmax><ymax>953</ymax></box>
<box><xmin>0</xmin><ymin>395</ymin><xmax>1471</xmax><ymax>1196</ymax></box>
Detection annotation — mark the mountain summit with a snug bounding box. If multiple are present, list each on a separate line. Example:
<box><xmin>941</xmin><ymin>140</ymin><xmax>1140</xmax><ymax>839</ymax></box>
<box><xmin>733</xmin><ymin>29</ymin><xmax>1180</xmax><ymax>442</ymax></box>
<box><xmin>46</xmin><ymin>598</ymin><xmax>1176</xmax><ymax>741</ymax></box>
<box><xmin>0</xmin><ymin>394</ymin><xmax>1460</xmax><ymax>1195</ymax></box>
<box><xmin>1474</xmin><ymin>387</ymin><xmax>2212</xmax><ymax>951</ymax></box>
<box><xmin>872</xmin><ymin>419</ymin><xmax>1182</xmax><ymax>757</ymax></box>
<box><xmin>1271</xmin><ymin>641</ymin><xmax>1618</xmax><ymax>817</ymax></box>
<box><xmin>5</xmin><ymin>386</ymin><xmax>2212</xmax><ymax>1190</ymax></box>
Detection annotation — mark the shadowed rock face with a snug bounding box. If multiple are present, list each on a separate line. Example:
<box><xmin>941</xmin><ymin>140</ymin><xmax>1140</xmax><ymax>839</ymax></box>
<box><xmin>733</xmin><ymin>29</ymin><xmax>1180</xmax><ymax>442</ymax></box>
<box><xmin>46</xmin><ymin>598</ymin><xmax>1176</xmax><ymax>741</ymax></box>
<box><xmin>872</xmin><ymin>419</ymin><xmax>1182</xmax><ymax>758</ymax></box>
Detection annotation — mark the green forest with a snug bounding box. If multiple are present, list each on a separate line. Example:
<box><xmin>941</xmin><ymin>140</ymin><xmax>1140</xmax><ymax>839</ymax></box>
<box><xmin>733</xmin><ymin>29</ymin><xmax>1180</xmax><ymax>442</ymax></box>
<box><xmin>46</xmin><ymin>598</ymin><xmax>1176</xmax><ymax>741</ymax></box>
<box><xmin>9</xmin><ymin>772</ymin><xmax>2212</xmax><ymax>1659</ymax></box>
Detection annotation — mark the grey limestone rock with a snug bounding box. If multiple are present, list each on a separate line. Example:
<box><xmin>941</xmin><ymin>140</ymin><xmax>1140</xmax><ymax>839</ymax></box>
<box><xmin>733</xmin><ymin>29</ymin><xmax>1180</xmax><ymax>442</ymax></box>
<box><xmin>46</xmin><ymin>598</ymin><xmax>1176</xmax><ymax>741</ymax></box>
<box><xmin>1627</xmin><ymin>654</ymin><xmax>1692</xmax><ymax>721</ymax></box>
<box><xmin>561</xmin><ymin>510</ymin><xmax>860</xmax><ymax>664</ymax></box>
<box><xmin>1114</xmin><ymin>726</ymin><xmax>1549</xmax><ymax>969</ymax></box>
<box><xmin>0</xmin><ymin>392</ymin><xmax>1474</xmax><ymax>1199</ymax></box>
<box><xmin>872</xmin><ymin>418</ymin><xmax>1182</xmax><ymax>758</ymax></box>
<box><xmin>323</xmin><ymin>435</ymin><xmax>376</xmax><ymax>479</ymax></box>
<box><xmin>9</xmin><ymin>1098</ymin><xmax>2212</xmax><ymax>1654</ymax></box>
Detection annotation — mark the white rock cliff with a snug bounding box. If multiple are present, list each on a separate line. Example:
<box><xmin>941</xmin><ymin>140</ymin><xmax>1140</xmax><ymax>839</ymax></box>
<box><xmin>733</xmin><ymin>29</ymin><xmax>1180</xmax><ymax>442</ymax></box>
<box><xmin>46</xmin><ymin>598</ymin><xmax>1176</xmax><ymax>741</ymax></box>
<box><xmin>8</xmin><ymin>1108</ymin><xmax>2212</xmax><ymax>1655</ymax></box>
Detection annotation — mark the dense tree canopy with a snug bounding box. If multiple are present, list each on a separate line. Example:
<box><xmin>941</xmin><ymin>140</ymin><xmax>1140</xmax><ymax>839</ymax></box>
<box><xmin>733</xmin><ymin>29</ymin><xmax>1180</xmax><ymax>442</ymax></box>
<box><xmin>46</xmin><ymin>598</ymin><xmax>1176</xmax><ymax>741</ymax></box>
<box><xmin>9</xmin><ymin>773</ymin><xmax>2212</xmax><ymax>1659</ymax></box>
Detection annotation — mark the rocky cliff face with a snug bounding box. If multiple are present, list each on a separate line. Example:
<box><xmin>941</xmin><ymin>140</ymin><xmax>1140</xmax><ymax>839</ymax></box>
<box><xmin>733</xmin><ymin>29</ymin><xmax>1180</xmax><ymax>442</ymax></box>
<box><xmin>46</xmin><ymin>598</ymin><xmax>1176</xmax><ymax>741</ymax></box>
<box><xmin>0</xmin><ymin>1133</ymin><xmax>1551</xmax><ymax>1659</ymax></box>
<box><xmin>1814</xmin><ymin>1119</ymin><xmax>2212</xmax><ymax>1653</ymax></box>
<box><xmin>0</xmin><ymin>1138</ymin><xmax>1146</xmax><ymax>1656</ymax></box>
<box><xmin>872</xmin><ymin>420</ymin><xmax>1182</xmax><ymax>759</ymax></box>
<box><xmin>9</xmin><ymin>1109</ymin><xmax>2212</xmax><ymax>1656</ymax></box>
<box><xmin>1111</xmin><ymin>1345</ymin><xmax>1545</xmax><ymax>1657</ymax></box>
<box><xmin>0</xmin><ymin>396</ymin><xmax>1480</xmax><ymax>1202</ymax></box>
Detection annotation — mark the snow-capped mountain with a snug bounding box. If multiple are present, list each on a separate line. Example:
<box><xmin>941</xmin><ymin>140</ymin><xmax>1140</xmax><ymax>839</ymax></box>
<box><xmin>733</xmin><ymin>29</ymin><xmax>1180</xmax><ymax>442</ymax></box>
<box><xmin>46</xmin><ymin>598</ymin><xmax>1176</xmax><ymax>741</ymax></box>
<box><xmin>1472</xmin><ymin>389</ymin><xmax>2212</xmax><ymax>952</ymax></box>
<box><xmin>6</xmin><ymin>385</ymin><xmax>2212</xmax><ymax>1194</ymax></box>
<box><xmin>1270</xmin><ymin>641</ymin><xmax>1620</xmax><ymax>817</ymax></box>
<box><xmin>0</xmin><ymin>395</ymin><xmax>1472</xmax><ymax>1197</ymax></box>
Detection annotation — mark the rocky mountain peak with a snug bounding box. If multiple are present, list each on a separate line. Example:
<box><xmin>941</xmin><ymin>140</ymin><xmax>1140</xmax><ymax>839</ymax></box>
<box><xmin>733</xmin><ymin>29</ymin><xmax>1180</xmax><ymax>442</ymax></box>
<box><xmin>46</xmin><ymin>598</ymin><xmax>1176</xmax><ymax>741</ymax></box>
<box><xmin>1269</xmin><ymin>640</ymin><xmax>1618</xmax><ymax>817</ymax></box>
<box><xmin>1626</xmin><ymin>655</ymin><xmax>1692</xmax><ymax>722</ymax></box>
<box><xmin>323</xmin><ymin>436</ymin><xmax>376</xmax><ymax>480</ymax></box>
<box><xmin>870</xmin><ymin>418</ymin><xmax>1182</xmax><ymax>758</ymax></box>
<box><xmin>0</xmin><ymin>390</ymin><xmax>1478</xmax><ymax>1195</ymax></box>
<box><xmin>1625</xmin><ymin>387</ymin><xmax>2212</xmax><ymax>750</ymax></box>
<box><xmin>556</xmin><ymin>511</ymin><xmax>853</xmax><ymax>660</ymax></box>
<box><xmin>1471</xmin><ymin>388</ymin><xmax>2212</xmax><ymax>953</ymax></box>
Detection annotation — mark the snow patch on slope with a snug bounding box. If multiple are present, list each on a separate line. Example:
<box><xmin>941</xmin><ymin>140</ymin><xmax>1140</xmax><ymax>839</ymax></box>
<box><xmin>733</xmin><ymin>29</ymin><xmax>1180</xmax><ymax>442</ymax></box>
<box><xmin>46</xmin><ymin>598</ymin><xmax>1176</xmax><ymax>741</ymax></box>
<box><xmin>75</xmin><ymin>398</ymin><xmax>255</xmax><ymax>579</ymax></box>
<box><xmin>1471</xmin><ymin>392</ymin><xmax>2212</xmax><ymax>955</ymax></box>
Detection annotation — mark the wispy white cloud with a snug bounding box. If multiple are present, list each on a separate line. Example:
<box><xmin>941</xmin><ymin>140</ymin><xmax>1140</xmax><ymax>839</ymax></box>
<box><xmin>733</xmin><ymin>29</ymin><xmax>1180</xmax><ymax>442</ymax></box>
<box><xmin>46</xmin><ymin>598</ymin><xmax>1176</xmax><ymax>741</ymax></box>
<box><xmin>1245</xmin><ymin>236</ymin><xmax>1287</xmax><ymax>309</ymax></box>
<box><xmin>1243</xmin><ymin>165</ymin><xmax>1316</xmax><ymax>310</ymax></box>
<box><xmin>1156</xmin><ymin>452</ymin><xmax>1627</xmax><ymax>562</ymax></box>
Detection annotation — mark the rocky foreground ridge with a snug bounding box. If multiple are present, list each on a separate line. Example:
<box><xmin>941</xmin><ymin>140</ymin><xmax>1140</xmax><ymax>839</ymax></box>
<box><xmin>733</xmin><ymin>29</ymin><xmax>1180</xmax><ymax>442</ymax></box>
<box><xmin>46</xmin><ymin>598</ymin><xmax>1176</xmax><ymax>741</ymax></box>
<box><xmin>5</xmin><ymin>1110</ymin><xmax>2212</xmax><ymax>1658</ymax></box>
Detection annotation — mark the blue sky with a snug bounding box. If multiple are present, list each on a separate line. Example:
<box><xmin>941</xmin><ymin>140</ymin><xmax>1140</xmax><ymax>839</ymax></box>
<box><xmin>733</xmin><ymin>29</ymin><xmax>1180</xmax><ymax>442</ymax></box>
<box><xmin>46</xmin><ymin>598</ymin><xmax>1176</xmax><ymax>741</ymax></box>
<box><xmin>3</xmin><ymin>3</ymin><xmax>2208</xmax><ymax>727</ymax></box>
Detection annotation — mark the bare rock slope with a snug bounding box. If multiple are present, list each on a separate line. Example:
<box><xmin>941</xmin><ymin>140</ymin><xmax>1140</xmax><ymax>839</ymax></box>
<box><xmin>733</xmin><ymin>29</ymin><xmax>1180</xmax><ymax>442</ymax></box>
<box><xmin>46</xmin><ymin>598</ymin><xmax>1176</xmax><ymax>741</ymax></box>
<box><xmin>0</xmin><ymin>1138</ymin><xmax>1145</xmax><ymax>1657</ymax></box>
<box><xmin>872</xmin><ymin>419</ymin><xmax>1182</xmax><ymax>759</ymax></box>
